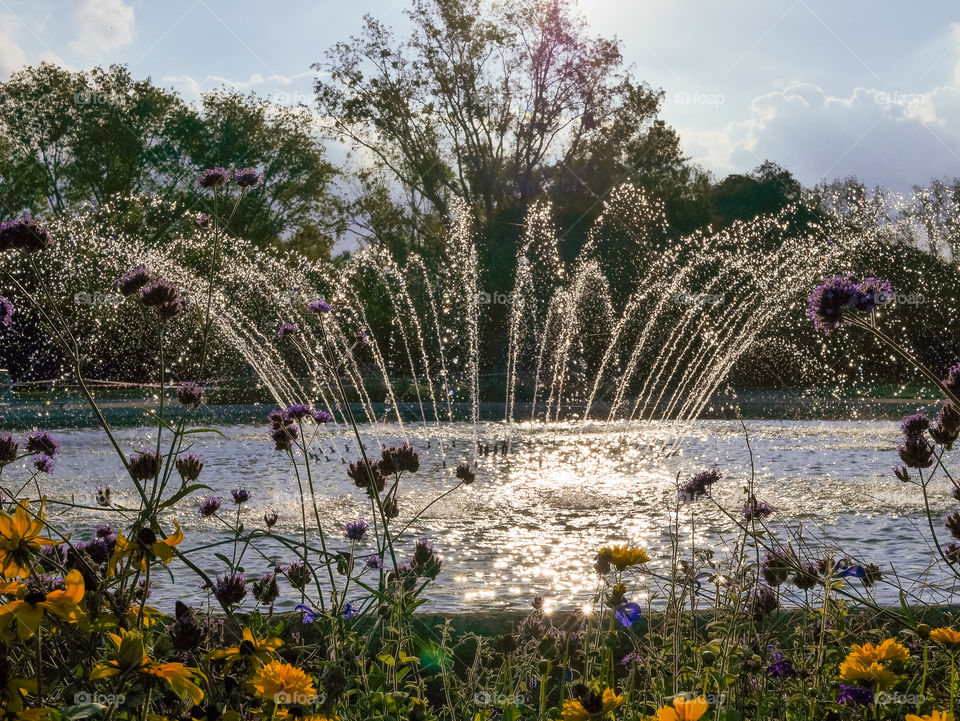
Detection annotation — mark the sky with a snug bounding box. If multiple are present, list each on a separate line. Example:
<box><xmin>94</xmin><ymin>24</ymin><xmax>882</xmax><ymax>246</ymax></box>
<box><xmin>1</xmin><ymin>0</ymin><xmax>959</xmax><ymax>190</ymax></box>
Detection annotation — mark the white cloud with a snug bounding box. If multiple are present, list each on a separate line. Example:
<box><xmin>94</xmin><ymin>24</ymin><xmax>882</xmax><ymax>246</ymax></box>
<box><xmin>69</xmin><ymin>0</ymin><xmax>135</xmax><ymax>55</ymax></box>
<box><xmin>159</xmin><ymin>71</ymin><xmax>326</xmax><ymax>106</ymax></box>
<box><xmin>680</xmin><ymin>81</ymin><xmax>960</xmax><ymax>190</ymax></box>
<box><xmin>0</xmin><ymin>14</ymin><xmax>29</xmax><ymax>79</ymax></box>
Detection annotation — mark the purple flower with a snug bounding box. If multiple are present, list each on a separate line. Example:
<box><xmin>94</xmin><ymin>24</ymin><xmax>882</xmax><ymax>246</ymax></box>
<box><xmin>0</xmin><ymin>295</ymin><xmax>14</xmax><ymax>327</ymax></box>
<box><xmin>898</xmin><ymin>436</ymin><xmax>935</xmax><ymax>468</ymax></box>
<box><xmin>455</xmin><ymin>463</ymin><xmax>476</xmax><ymax>484</ymax></box>
<box><xmin>946</xmin><ymin>362</ymin><xmax>960</xmax><ymax>397</ymax></box>
<box><xmin>33</xmin><ymin>455</ymin><xmax>54</xmax><ymax>474</ymax></box>
<box><xmin>751</xmin><ymin>584</ymin><xmax>778</xmax><ymax>616</ymax></box>
<box><xmin>128</xmin><ymin>451</ymin><xmax>161</xmax><ymax>481</ymax></box>
<box><xmin>278</xmin><ymin>322</ymin><xmax>299</xmax><ymax>339</ymax></box>
<box><xmin>234</xmin><ymin>167</ymin><xmax>263</xmax><ymax>189</ymax></box>
<box><xmin>25</xmin><ymin>431</ymin><xmax>59</xmax><ymax>457</ymax></box>
<box><xmin>270</xmin><ymin>423</ymin><xmax>299</xmax><ymax>451</ymax></box>
<box><xmin>138</xmin><ymin>279</ymin><xmax>183</xmax><ymax>320</ymax></box>
<box><xmin>790</xmin><ymin>563</ymin><xmax>818</xmax><ymax>590</ymax></box>
<box><xmin>310</xmin><ymin>408</ymin><xmax>333</xmax><ymax>424</ymax></box>
<box><xmin>344</xmin><ymin>519</ymin><xmax>369</xmax><ymax>541</ymax></box>
<box><xmin>766</xmin><ymin>653</ymin><xmax>797</xmax><ymax>678</ymax></box>
<box><xmin>252</xmin><ymin>572</ymin><xmax>279</xmax><ymax>604</ymax></box>
<box><xmin>380</xmin><ymin>444</ymin><xmax>420</xmax><ymax>474</ymax></box>
<box><xmin>175</xmin><ymin>454</ymin><xmax>204</xmax><ymax>482</ymax></box>
<box><xmin>263</xmin><ymin>510</ymin><xmax>278</xmax><ymax>528</ymax></box>
<box><xmin>231</xmin><ymin>487</ymin><xmax>251</xmax><ymax>504</ymax></box>
<box><xmin>177</xmin><ymin>382</ymin><xmax>206</xmax><ymax>407</ymax></box>
<box><xmin>195</xmin><ymin>213</ymin><xmax>211</xmax><ymax>228</ymax></box>
<box><xmin>806</xmin><ymin>274</ymin><xmax>860</xmax><ymax>332</ymax></box>
<box><xmin>0</xmin><ymin>434</ymin><xmax>17</xmax><ymax>465</ymax></box>
<box><xmin>854</xmin><ymin>278</ymin><xmax>894</xmax><ymax>313</ymax></box>
<box><xmin>0</xmin><ymin>217</ymin><xmax>55</xmax><ymax>252</ymax></box>
<box><xmin>615</xmin><ymin>601</ymin><xmax>642</xmax><ymax>628</ymax></box>
<box><xmin>212</xmin><ymin>572</ymin><xmax>247</xmax><ymax>606</ymax></box>
<box><xmin>900</xmin><ymin>411</ymin><xmax>930</xmax><ymax>438</ymax></box>
<box><xmin>307</xmin><ymin>298</ymin><xmax>333</xmax><ymax>314</ymax></box>
<box><xmin>117</xmin><ymin>266</ymin><xmax>152</xmax><ymax>297</ymax></box>
<box><xmin>198</xmin><ymin>496</ymin><xmax>222</xmax><ymax>517</ymax></box>
<box><xmin>286</xmin><ymin>561</ymin><xmax>309</xmax><ymax>590</ymax></box>
<box><xmin>679</xmin><ymin>468</ymin><xmax>721</xmax><ymax>503</ymax></box>
<box><xmin>837</xmin><ymin>684</ymin><xmax>874</xmax><ymax>706</ymax></box>
<box><xmin>354</xmin><ymin>330</ymin><xmax>369</xmax><ymax>345</ymax></box>
<box><xmin>893</xmin><ymin>465</ymin><xmax>911</xmax><ymax>482</ymax></box>
<box><xmin>342</xmin><ymin>602</ymin><xmax>359</xmax><ymax>618</ymax></box>
<box><xmin>365</xmin><ymin>555</ymin><xmax>383</xmax><ymax>569</ymax></box>
<box><xmin>284</xmin><ymin>404</ymin><xmax>312</xmax><ymax>421</ymax></box>
<box><xmin>931</xmin><ymin>401</ymin><xmax>960</xmax><ymax>449</ymax></box>
<box><xmin>743</xmin><ymin>497</ymin><xmax>773</xmax><ymax>522</ymax></box>
<box><xmin>197</xmin><ymin>167</ymin><xmax>230</xmax><ymax>189</ymax></box>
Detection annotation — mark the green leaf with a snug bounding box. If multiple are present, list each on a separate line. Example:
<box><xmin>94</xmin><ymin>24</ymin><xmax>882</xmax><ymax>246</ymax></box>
<box><xmin>377</xmin><ymin>653</ymin><xmax>396</xmax><ymax>667</ymax></box>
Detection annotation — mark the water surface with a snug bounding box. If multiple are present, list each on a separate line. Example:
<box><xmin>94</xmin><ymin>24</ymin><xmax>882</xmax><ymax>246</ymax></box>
<box><xmin>28</xmin><ymin>419</ymin><xmax>959</xmax><ymax>612</ymax></box>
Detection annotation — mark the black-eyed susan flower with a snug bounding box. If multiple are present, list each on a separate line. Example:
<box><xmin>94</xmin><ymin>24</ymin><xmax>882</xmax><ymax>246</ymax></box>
<box><xmin>108</xmin><ymin>521</ymin><xmax>183</xmax><ymax>576</ymax></box>
<box><xmin>90</xmin><ymin>629</ymin><xmax>205</xmax><ymax>705</ymax></box>
<box><xmin>655</xmin><ymin>696</ymin><xmax>709</xmax><ymax>721</ymax></box>
<box><xmin>596</xmin><ymin>545</ymin><xmax>650</xmax><ymax>572</ymax></box>
<box><xmin>0</xmin><ymin>569</ymin><xmax>84</xmax><ymax>640</ymax></box>
<box><xmin>0</xmin><ymin>500</ymin><xmax>59</xmax><ymax>579</ymax></box>
<box><xmin>250</xmin><ymin>659</ymin><xmax>316</xmax><ymax>705</ymax></box>
<box><xmin>838</xmin><ymin>659</ymin><xmax>897</xmax><ymax>690</ymax></box>
<box><xmin>561</xmin><ymin>686</ymin><xmax>624</xmax><ymax>720</ymax></box>
<box><xmin>906</xmin><ymin>713</ymin><xmax>954</xmax><ymax>721</ymax></box>
<box><xmin>930</xmin><ymin>628</ymin><xmax>960</xmax><ymax>648</ymax></box>
<box><xmin>210</xmin><ymin>626</ymin><xmax>282</xmax><ymax>670</ymax></box>
<box><xmin>845</xmin><ymin>639</ymin><xmax>910</xmax><ymax>664</ymax></box>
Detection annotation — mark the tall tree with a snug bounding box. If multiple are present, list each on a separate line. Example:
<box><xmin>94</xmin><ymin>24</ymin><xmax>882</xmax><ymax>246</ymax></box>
<box><xmin>0</xmin><ymin>64</ymin><xmax>341</xmax><ymax>256</ymax></box>
<box><xmin>315</xmin><ymin>0</ymin><xmax>688</xmax><ymax>251</ymax></box>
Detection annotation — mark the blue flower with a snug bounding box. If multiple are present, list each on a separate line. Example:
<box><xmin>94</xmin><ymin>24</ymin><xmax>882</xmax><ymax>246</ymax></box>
<box><xmin>343</xmin><ymin>602</ymin><xmax>359</xmax><ymax>618</ymax></box>
<box><xmin>615</xmin><ymin>601</ymin><xmax>642</xmax><ymax>628</ymax></box>
<box><xmin>295</xmin><ymin>603</ymin><xmax>320</xmax><ymax>623</ymax></box>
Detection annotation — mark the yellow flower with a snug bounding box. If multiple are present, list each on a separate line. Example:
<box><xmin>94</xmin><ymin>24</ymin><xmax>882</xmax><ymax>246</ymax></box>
<box><xmin>597</xmin><ymin>545</ymin><xmax>650</xmax><ymax>572</ymax></box>
<box><xmin>561</xmin><ymin>688</ymin><xmax>624</xmax><ymax>720</ymax></box>
<box><xmin>846</xmin><ymin>638</ymin><xmax>910</xmax><ymax>664</ymax></box>
<box><xmin>838</xmin><ymin>658</ymin><xmax>898</xmax><ymax>690</ymax></box>
<box><xmin>930</xmin><ymin>628</ymin><xmax>960</xmax><ymax>647</ymax></box>
<box><xmin>108</xmin><ymin>520</ymin><xmax>183</xmax><ymax>576</ymax></box>
<box><xmin>655</xmin><ymin>696</ymin><xmax>709</xmax><ymax>721</ymax></box>
<box><xmin>210</xmin><ymin>627</ymin><xmax>282</xmax><ymax>670</ymax></box>
<box><xmin>0</xmin><ymin>569</ymin><xmax>85</xmax><ymax>641</ymax></box>
<box><xmin>251</xmin><ymin>660</ymin><xmax>316</xmax><ymax>705</ymax></box>
<box><xmin>906</xmin><ymin>713</ymin><xmax>954</xmax><ymax>721</ymax></box>
<box><xmin>91</xmin><ymin>629</ymin><xmax>205</xmax><ymax>705</ymax></box>
<box><xmin>0</xmin><ymin>500</ymin><xmax>59</xmax><ymax>579</ymax></box>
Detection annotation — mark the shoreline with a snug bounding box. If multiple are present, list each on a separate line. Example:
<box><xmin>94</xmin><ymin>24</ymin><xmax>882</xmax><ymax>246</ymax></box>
<box><xmin>0</xmin><ymin>392</ymin><xmax>940</xmax><ymax>430</ymax></box>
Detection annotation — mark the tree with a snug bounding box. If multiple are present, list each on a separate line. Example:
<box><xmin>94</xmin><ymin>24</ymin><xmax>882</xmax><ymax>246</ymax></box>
<box><xmin>181</xmin><ymin>90</ymin><xmax>342</xmax><ymax>251</ymax></box>
<box><xmin>315</xmin><ymin>0</ymin><xmax>688</xmax><ymax>256</ymax></box>
<box><xmin>0</xmin><ymin>64</ymin><xmax>341</xmax><ymax>257</ymax></box>
<box><xmin>0</xmin><ymin>63</ymin><xmax>192</xmax><ymax>216</ymax></box>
